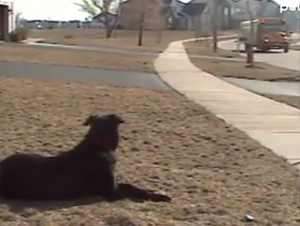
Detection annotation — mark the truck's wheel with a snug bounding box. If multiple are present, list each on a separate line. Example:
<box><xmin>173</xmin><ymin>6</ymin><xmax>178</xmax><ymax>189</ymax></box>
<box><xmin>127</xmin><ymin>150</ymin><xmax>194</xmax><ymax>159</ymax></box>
<box><xmin>261</xmin><ymin>47</ymin><xmax>268</xmax><ymax>53</ymax></box>
<box><xmin>243</xmin><ymin>44</ymin><xmax>249</xmax><ymax>52</ymax></box>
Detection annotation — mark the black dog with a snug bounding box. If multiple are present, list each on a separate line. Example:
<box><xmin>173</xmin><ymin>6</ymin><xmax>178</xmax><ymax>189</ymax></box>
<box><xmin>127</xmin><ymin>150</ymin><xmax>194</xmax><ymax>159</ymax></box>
<box><xmin>0</xmin><ymin>114</ymin><xmax>171</xmax><ymax>202</ymax></box>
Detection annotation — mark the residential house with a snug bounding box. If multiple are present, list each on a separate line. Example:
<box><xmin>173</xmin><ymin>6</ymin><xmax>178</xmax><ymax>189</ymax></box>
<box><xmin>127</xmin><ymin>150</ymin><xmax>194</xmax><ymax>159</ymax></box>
<box><xmin>169</xmin><ymin>0</ymin><xmax>300</xmax><ymax>31</ymax></box>
<box><xmin>169</xmin><ymin>0</ymin><xmax>232</xmax><ymax>31</ymax></box>
<box><xmin>0</xmin><ymin>0</ymin><xmax>14</xmax><ymax>40</ymax></box>
<box><xmin>167</xmin><ymin>0</ymin><xmax>206</xmax><ymax>30</ymax></box>
<box><xmin>118</xmin><ymin>0</ymin><xmax>169</xmax><ymax>30</ymax></box>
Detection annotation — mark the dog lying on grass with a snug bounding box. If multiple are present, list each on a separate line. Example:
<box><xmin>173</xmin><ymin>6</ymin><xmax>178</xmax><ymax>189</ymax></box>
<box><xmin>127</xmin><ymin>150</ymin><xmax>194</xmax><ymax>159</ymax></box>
<box><xmin>0</xmin><ymin>114</ymin><xmax>171</xmax><ymax>203</ymax></box>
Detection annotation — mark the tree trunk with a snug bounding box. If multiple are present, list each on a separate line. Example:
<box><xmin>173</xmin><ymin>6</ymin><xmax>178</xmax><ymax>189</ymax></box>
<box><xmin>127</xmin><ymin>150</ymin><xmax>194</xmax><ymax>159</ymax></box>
<box><xmin>138</xmin><ymin>20</ymin><xmax>143</xmax><ymax>46</ymax></box>
<box><xmin>245</xmin><ymin>44</ymin><xmax>253</xmax><ymax>64</ymax></box>
<box><xmin>106</xmin><ymin>26</ymin><xmax>113</xmax><ymax>38</ymax></box>
<box><xmin>138</xmin><ymin>0</ymin><xmax>145</xmax><ymax>46</ymax></box>
<box><xmin>246</xmin><ymin>0</ymin><xmax>254</xmax><ymax>66</ymax></box>
<box><xmin>212</xmin><ymin>0</ymin><xmax>218</xmax><ymax>52</ymax></box>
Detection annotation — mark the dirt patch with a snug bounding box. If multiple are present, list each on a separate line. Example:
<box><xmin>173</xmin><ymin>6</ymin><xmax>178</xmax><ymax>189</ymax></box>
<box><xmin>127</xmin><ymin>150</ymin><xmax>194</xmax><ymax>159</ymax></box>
<box><xmin>29</xmin><ymin>29</ymin><xmax>237</xmax><ymax>53</ymax></box>
<box><xmin>0</xmin><ymin>43</ymin><xmax>155</xmax><ymax>73</ymax></box>
<box><xmin>184</xmin><ymin>40</ymin><xmax>299</xmax><ymax>82</ymax></box>
<box><xmin>0</xmin><ymin>77</ymin><xmax>299</xmax><ymax>226</ymax></box>
<box><xmin>262</xmin><ymin>95</ymin><xmax>300</xmax><ymax>109</ymax></box>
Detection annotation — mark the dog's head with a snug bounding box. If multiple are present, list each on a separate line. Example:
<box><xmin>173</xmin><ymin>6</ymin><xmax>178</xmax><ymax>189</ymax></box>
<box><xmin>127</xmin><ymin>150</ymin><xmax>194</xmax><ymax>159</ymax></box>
<box><xmin>83</xmin><ymin>114</ymin><xmax>124</xmax><ymax>150</ymax></box>
<box><xmin>83</xmin><ymin>114</ymin><xmax>124</xmax><ymax>127</ymax></box>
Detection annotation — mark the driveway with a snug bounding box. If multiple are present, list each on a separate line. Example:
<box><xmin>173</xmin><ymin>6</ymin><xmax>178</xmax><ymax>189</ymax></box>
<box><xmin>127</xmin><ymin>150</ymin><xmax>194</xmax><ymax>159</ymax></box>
<box><xmin>218</xmin><ymin>40</ymin><xmax>300</xmax><ymax>71</ymax></box>
<box><xmin>0</xmin><ymin>61</ymin><xmax>170</xmax><ymax>90</ymax></box>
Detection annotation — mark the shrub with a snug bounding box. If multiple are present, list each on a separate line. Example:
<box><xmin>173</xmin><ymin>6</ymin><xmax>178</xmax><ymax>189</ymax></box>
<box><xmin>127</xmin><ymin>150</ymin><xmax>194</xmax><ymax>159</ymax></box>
<box><xmin>16</xmin><ymin>26</ymin><xmax>29</xmax><ymax>41</ymax></box>
<box><xmin>8</xmin><ymin>31</ymin><xmax>19</xmax><ymax>42</ymax></box>
<box><xmin>8</xmin><ymin>26</ymin><xmax>29</xmax><ymax>42</ymax></box>
<box><xmin>63</xmin><ymin>34</ymin><xmax>73</xmax><ymax>39</ymax></box>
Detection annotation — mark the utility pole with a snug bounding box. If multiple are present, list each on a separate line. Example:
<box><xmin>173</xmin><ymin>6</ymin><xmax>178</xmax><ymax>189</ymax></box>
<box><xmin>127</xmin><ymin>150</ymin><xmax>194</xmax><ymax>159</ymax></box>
<box><xmin>212</xmin><ymin>0</ymin><xmax>218</xmax><ymax>52</ymax></box>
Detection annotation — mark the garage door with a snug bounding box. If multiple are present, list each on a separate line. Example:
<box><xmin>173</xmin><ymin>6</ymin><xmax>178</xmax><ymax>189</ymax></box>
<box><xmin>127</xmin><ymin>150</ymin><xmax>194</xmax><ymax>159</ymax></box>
<box><xmin>0</xmin><ymin>4</ymin><xmax>9</xmax><ymax>41</ymax></box>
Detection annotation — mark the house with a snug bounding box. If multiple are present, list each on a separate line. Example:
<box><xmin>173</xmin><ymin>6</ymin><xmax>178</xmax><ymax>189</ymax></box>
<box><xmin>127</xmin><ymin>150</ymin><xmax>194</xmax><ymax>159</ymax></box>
<box><xmin>169</xmin><ymin>0</ymin><xmax>232</xmax><ymax>31</ymax></box>
<box><xmin>167</xmin><ymin>0</ymin><xmax>300</xmax><ymax>31</ymax></box>
<box><xmin>0</xmin><ymin>0</ymin><xmax>14</xmax><ymax>40</ymax></box>
<box><xmin>167</xmin><ymin>0</ymin><xmax>206</xmax><ymax>30</ymax></box>
<box><xmin>118</xmin><ymin>0</ymin><xmax>169</xmax><ymax>30</ymax></box>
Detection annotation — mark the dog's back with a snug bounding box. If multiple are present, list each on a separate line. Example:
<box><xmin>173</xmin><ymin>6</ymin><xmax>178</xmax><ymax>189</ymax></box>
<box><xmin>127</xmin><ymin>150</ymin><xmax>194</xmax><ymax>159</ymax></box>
<box><xmin>0</xmin><ymin>151</ymin><xmax>96</xmax><ymax>200</ymax></box>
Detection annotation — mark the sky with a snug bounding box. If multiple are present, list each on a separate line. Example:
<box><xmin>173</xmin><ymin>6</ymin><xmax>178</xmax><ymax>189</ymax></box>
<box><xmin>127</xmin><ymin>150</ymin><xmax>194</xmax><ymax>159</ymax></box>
<box><xmin>11</xmin><ymin>0</ymin><xmax>300</xmax><ymax>21</ymax></box>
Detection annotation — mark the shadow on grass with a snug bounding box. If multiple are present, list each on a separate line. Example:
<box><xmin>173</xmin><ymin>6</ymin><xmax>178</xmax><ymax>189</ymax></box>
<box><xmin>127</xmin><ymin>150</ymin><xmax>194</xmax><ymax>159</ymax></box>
<box><xmin>103</xmin><ymin>216</ymin><xmax>138</xmax><ymax>226</ymax></box>
<box><xmin>1</xmin><ymin>198</ymin><xmax>140</xmax><ymax>225</ymax></box>
<box><xmin>1</xmin><ymin>183</ymin><xmax>171</xmax><ymax>214</ymax></box>
<box><xmin>232</xmin><ymin>49</ymin><xmax>283</xmax><ymax>54</ymax></box>
<box><xmin>0</xmin><ymin>196</ymin><xmax>105</xmax><ymax>213</ymax></box>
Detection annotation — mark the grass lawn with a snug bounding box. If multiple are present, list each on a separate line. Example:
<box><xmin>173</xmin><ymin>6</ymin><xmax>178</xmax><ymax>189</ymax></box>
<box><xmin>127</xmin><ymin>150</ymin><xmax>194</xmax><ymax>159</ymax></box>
<box><xmin>29</xmin><ymin>29</ymin><xmax>195</xmax><ymax>53</ymax></box>
<box><xmin>0</xmin><ymin>30</ymin><xmax>236</xmax><ymax>73</ymax></box>
<box><xmin>262</xmin><ymin>95</ymin><xmax>300</xmax><ymax>110</ymax></box>
<box><xmin>0</xmin><ymin>76</ymin><xmax>299</xmax><ymax>226</ymax></box>
<box><xmin>28</xmin><ymin>29</ymin><xmax>237</xmax><ymax>53</ymax></box>
<box><xmin>0</xmin><ymin>43</ymin><xmax>155</xmax><ymax>73</ymax></box>
<box><xmin>184</xmin><ymin>40</ymin><xmax>299</xmax><ymax>82</ymax></box>
<box><xmin>290</xmin><ymin>45</ymin><xmax>300</xmax><ymax>50</ymax></box>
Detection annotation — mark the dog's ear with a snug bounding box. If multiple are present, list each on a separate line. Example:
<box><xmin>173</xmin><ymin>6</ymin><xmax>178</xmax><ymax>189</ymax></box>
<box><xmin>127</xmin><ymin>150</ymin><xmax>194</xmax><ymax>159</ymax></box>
<box><xmin>83</xmin><ymin>115</ymin><xmax>97</xmax><ymax>126</ymax></box>
<box><xmin>108</xmin><ymin>114</ymin><xmax>125</xmax><ymax>124</ymax></box>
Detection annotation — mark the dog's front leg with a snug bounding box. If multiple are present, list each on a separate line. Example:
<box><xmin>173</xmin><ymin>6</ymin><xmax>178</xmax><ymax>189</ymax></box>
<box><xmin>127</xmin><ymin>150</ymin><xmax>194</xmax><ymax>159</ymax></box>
<box><xmin>96</xmin><ymin>169</ymin><xmax>124</xmax><ymax>202</ymax></box>
<box><xmin>117</xmin><ymin>183</ymin><xmax>171</xmax><ymax>202</ymax></box>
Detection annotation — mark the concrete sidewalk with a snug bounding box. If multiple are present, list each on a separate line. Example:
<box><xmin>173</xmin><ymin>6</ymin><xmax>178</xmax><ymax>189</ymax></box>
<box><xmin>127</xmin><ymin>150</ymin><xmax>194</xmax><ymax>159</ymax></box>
<box><xmin>154</xmin><ymin>39</ymin><xmax>300</xmax><ymax>168</ymax></box>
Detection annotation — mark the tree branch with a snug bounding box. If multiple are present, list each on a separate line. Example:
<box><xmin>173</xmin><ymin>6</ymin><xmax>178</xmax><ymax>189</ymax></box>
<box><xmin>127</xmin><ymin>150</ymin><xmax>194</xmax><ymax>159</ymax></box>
<box><xmin>75</xmin><ymin>3</ymin><xmax>98</xmax><ymax>16</ymax></box>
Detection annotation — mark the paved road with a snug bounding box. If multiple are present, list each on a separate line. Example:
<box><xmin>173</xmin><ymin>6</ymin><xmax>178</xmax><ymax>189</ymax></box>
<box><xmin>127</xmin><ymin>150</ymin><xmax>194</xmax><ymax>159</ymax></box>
<box><xmin>26</xmin><ymin>42</ymin><xmax>159</xmax><ymax>56</ymax></box>
<box><xmin>221</xmin><ymin>77</ymin><xmax>300</xmax><ymax>96</ymax></box>
<box><xmin>25</xmin><ymin>42</ymin><xmax>245</xmax><ymax>62</ymax></box>
<box><xmin>218</xmin><ymin>40</ymin><xmax>300</xmax><ymax>71</ymax></box>
<box><xmin>0</xmin><ymin>61</ymin><xmax>170</xmax><ymax>90</ymax></box>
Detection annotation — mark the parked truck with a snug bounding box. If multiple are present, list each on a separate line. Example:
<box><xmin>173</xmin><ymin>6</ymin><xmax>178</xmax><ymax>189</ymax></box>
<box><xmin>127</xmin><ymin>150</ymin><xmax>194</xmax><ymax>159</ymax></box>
<box><xmin>239</xmin><ymin>17</ymin><xmax>291</xmax><ymax>53</ymax></box>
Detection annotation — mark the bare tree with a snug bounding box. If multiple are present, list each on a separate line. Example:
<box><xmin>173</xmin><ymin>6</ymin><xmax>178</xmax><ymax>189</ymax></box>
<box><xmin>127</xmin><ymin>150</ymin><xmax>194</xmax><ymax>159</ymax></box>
<box><xmin>136</xmin><ymin>0</ymin><xmax>169</xmax><ymax>46</ymax></box>
<box><xmin>75</xmin><ymin>0</ymin><xmax>122</xmax><ymax>38</ymax></box>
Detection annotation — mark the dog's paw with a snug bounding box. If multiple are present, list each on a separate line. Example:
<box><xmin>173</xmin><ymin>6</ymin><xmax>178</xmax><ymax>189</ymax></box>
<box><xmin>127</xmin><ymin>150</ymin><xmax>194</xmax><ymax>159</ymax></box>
<box><xmin>149</xmin><ymin>193</ymin><xmax>171</xmax><ymax>202</ymax></box>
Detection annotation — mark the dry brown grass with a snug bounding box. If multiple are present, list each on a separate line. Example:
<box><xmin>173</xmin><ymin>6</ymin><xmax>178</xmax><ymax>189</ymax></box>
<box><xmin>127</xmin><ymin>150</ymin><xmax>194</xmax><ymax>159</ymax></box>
<box><xmin>184</xmin><ymin>40</ymin><xmax>299</xmax><ymax>82</ymax></box>
<box><xmin>29</xmin><ymin>29</ymin><xmax>237</xmax><ymax>52</ymax></box>
<box><xmin>184</xmin><ymin>37</ymin><xmax>239</xmax><ymax>58</ymax></box>
<box><xmin>0</xmin><ymin>43</ymin><xmax>155</xmax><ymax>73</ymax></box>
<box><xmin>0</xmin><ymin>76</ymin><xmax>299</xmax><ymax>226</ymax></box>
